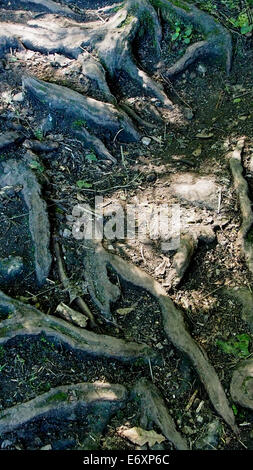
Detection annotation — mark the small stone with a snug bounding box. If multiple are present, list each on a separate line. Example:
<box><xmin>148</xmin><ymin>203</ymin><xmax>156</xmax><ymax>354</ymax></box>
<box><xmin>12</xmin><ymin>92</ymin><xmax>24</xmax><ymax>103</ymax></box>
<box><xmin>141</xmin><ymin>137</ymin><xmax>151</xmax><ymax>146</ymax></box>
<box><xmin>1</xmin><ymin>439</ymin><xmax>13</xmax><ymax>449</ymax></box>
<box><xmin>40</xmin><ymin>444</ymin><xmax>52</xmax><ymax>450</ymax></box>
<box><xmin>196</xmin><ymin>415</ymin><xmax>203</xmax><ymax>424</ymax></box>
<box><xmin>0</xmin><ymin>256</ymin><xmax>24</xmax><ymax>282</ymax></box>
<box><xmin>182</xmin><ymin>426</ymin><xmax>195</xmax><ymax>436</ymax></box>
<box><xmin>183</xmin><ymin>108</ymin><xmax>194</xmax><ymax>120</ymax></box>
<box><xmin>146</xmin><ymin>173</ymin><xmax>157</xmax><ymax>182</ymax></box>
<box><xmin>62</xmin><ymin>228</ymin><xmax>72</xmax><ymax>238</ymax></box>
<box><xmin>195</xmin><ymin>419</ymin><xmax>221</xmax><ymax>450</ymax></box>
<box><xmin>197</xmin><ymin>63</ymin><xmax>207</xmax><ymax>76</ymax></box>
<box><xmin>189</xmin><ymin>72</ymin><xmax>197</xmax><ymax>79</ymax></box>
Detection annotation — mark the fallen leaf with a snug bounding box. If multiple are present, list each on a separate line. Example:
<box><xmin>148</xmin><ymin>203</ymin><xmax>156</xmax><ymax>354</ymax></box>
<box><xmin>155</xmin><ymin>257</ymin><xmax>170</xmax><ymax>276</ymax></box>
<box><xmin>120</xmin><ymin>427</ymin><xmax>166</xmax><ymax>447</ymax></box>
<box><xmin>192</xmin><ymin>146</ymin><xmax>202</xmax><ymax>157</ymax></box>
<box><xmin>116</xmin><ymin>306</ymin><xmax>135</xmax><ymax>315</ymax></box>
<box><xmin>196</xmin><ymin>132</ymin><xmax>214</xmax><ymax>139</ymax></box>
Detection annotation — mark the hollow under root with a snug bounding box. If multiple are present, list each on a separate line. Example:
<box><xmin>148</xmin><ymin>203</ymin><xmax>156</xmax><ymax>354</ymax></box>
<box><xmin>0</xmin><ymin>290</ymin><xmax>156</xmax><ymax>363</ymax></box>
<box><xmin>0</xmin><ymin>381</ymin><xmax>127</xmax><ymax>436</ymax></box>
<box><xmin>132</xmin><ymin>378</ymin><xmax>189</xmax><ymax>450</ymax></box>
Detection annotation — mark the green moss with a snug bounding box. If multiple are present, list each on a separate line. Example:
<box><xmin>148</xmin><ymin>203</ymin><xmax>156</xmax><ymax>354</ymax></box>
<box><xmin>118</xmin><ymin>13</ymin><xmax>135</xmax><ymax>28</ymax></box>
<box><xmin>72</xmin><ymin>119</ymin><xmax>86</xmax><ymax>129</ymax></box>
<box><xmin>46</xmin><ymin>391</ymin><xmax>68</xmax><ymax>403</ymax></box>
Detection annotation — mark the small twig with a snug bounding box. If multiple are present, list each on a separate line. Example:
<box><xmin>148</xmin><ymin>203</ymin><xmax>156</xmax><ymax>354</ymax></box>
<box><xmin>112</xmin><ymin>128</ymin><xmax>124</xmax><ymax>144</ymax></box>
<box><xmin>148</xmin><ymin>358</ymin><xmax>154</xmax><ymax>382</ymax></box>
<box><xmin>160</xmin><ymin>73</ymin><xmax>192</xmax><ymax>110</ymax></box>
<box><xmin>185</xmin><ymin>389</ymin><xmax>198</xmax><ymax>412</ymax></box>
<box><xmin>53</xmin><ymin>236</ymin><xmax>97</xmax><ymax>329</ymax></box>
<box><xmin>96</xmin><ymin>12</ymin><xmax>106</xmax><ymax>23</ymax></box>
<box><xmin>217</xmin><ymin>188</ymin><xmax>222</xmax><ymax>214</ymax></box>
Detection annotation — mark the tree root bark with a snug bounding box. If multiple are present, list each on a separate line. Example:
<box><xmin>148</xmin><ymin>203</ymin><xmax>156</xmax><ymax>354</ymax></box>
<box><xmin>0</xmin><ymin>0</ymin><xmax>232</xmax><ymax>128</ymax></box>
<box><xmin>164</xmin><ymin>233</ymin><xmax>197</xmax><ymax>289</ymax></box>
<box><xmin>83</xmin><ymin>242</ymin><xmax>237</xmax><ymax>432</ymax></box>
<box><xmin>229</xmin><ymin>138</ymin><xmax>253</xmax><ymax>274</ymax></box>
<box><xmin>154</xmin><ymin>0</ymin><xmax>232</xmax><ymax>77</ymax></box>
<box><xmin>133</xmin><ymin>378</ymin><xmax>189</xmax><ymax>450</ymax></box>
<box><xmin>0</xmin><ymin>157</ymin><xmax>51</xmax><ymax>286</ymax></box>
<box><xmin>0</xmin><ymin>290</ymin><xmax>156</xmax><ymax>363</ymax></box>
<box><xmin>22</xmin><ymin>75</ymin><xmax>139</xmax><ymax>161</ymax></box>
<box><xmin>0</xmin><ymin>381</ymin><xmax>127</xmax><ymax>436</ymax></box>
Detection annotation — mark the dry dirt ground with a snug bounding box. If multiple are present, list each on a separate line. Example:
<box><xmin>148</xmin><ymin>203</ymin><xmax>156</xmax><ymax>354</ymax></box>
<box><xmin>0</xmin><ymin>0</ymin><xmax>253</xmax><ymax>452</ymax></box>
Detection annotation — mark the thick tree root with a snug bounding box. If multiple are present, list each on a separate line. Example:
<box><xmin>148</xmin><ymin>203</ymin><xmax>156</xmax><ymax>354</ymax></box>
<box><xmin>164</xmin><ymin>233</ymin><xmax>197</xmax><ymax>289</ymax></box>
<box><xmin>229</xmin><ymin>138</ymin><xmax>253</xmax><ymax>274</ymax></box>
<box><xmin>0</xmin><ymin>290</ymin><xmax>156</xmax><ymax>363</ymax></box>
<box><xmin>0</xmin><ymin>156</ymin><xmax>51</xmax><ymax>286</ymax></box>
<box><xmin>83</xmin><ymin>242</ymin><xmax>236</xmax><ymax>431</ymax></box>
<box><xmin>22</xmin><ymin>76</ymin><xmax>139</xmax><ymax>161</ymax></box>
<box><xmin>230</xmin><ymin>358</ymin><xmax>253</xmax><ymax>411</ymax></box>
<box><xmin>20</xmin><ymin>0</ymin><xmax>75</xmax><ymax>16</ymax></box>
<box><xmin>0</xmin><ymin>0</ymin><xmax>232</xmax><ymax>146</ymax></box>
<box><xmin>0</xmin><ymin>381</ymin><xmax>127</xmax><ymax>435</ymax></box>
<box><xmin>133</xmin><ymin>378</ymin><xmax>188</xmax><ymax>450</ymax></box>
<box><xmin>154</xmin><ymin>0</ymin><xmax>232</xmax><ymax>77</ymax></box>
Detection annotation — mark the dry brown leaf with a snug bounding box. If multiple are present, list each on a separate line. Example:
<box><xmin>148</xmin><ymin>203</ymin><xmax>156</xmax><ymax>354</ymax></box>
<box><xmin>116</xmin><ymin>306</ymin><xmax>135</xmax><ymax>315</ymax></box>
<box><xmin>120</xmin><ymin>427</ymin><xmax>166</xmax><ymax>447</ymax></box>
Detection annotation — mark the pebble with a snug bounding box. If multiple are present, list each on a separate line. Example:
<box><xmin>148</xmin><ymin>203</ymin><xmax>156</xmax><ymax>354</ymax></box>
<box><xmin>1</xmin><ymin>439</ymin><xmax>13</xmax><ymax>449</ymax></box>
<box><xmin>189</xmin><ymin>72</ymin><xmax>197</xmax><ymax>79</ymax></box>
<box><xmin>146</xmin><ymin>173</ymin><xmax>157</xmax><ymax>182</ymax></box>
<box><xmin>183</xmin><ymin>108</ymin><xmax>194</xmax><ymax>120</ymax></box>
<box><xmin>63</xmin><ymin>228</ymin><xmax>72</xmax><ymax>238</ymax></box>
<box><xmin>0</xmin><ymin>256</ymin><xmax>24</xmax><ymax>282</ymax></box>
<box><xmin>12</xmin><ymin>92</ymin><xmax>24</xmax><ymax>103</ymax></box>
<box><xmin>141</xmin><ymin>137</ymin><xmax>151</xmax><ymax>146</ymax></box>
<box><xmin>197</xmin><ymin>63</ymin><xmax>207</xmax><ymax>76</ymax></box>
<box><xmin>40</xmin><ymin>444</ymin><xmax>52</xmax><ymax>450</ymax></box>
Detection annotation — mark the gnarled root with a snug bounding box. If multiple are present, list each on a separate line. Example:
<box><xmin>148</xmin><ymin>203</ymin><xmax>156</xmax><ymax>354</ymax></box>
<box><xmin>229</xmin><ymin>138</ymin><xmax>253</xmax><ymax>274</ymax></box>
<box><xmin>164</xmin><ymin>233</ymin><xmax>197</xmax><ymax>289</ymax></box>
<box><xmin>22</xmin><ymin>75</ymin><xmax>139</xmax><ymax>162</ymax></box>
<box><xmin>0</xmin><ymin>157</ymin><xmax>51</xmax><ymax>286</ymax></box>
<box><xmin>83</xmin><ymin>242</ymin><xmax>236</xmax><ymax>431</ymax></box>
<box><xmin>0</xmin><ymin>290</ymin><xmax>156</xmax><ymax>363</ymax></box>
<box><xmin>154</xmin><ymin>0</ymin><xmax>232</xmax><ymax>77</ymax></box>
<box><xmin>0</xmin><ymin>381</ymin><xmax>127</xmax><ymax>436</ymax></box>
<box><xmin>132</xmin><ymin>378</ymin><xmax>188</xmax><ymax>450</ymax></box>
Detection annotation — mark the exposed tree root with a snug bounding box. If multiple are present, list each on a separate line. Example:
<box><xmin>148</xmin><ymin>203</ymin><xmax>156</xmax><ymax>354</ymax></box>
<box><xmin>0</xmin><ymin>381</ymin><xmax>127</xmax><ymax>435</ymax></box>
<box><xmin>83</xmin><ymin>242</ymin><xmax>236</xmax><ymax>431</ymax></box>
<box><xmin>164</xmin><ymin>233</ymin><xmax>197</xmax><ymax>289</ymax></box>
<box><xmin>55</xmin><ymin>302</ymin><xmax>88</xmax><ymax>329</ymax></box>
<box><xmin>0</xmin><ymin>0</ymin><xmax>232</xmax><ymax>112</ymax></box>
<box><xmin>22</xmin><ymin>76</ymin><xmax>139</xmax><ymax>161</ymax></box>
<box><xmin>230</xmin><ymin>358</ymin><xmax>253</xmax><ymax>411</ymax></box>
<box><xmin>0</xmin><ymin>157</ymin><xmax>51</xmax><ymax>286</ymax></box>
<box><xmin>229</xmin><ymin>138</ymin><xmax>253</xmax><ymax>274</ymax></box>
<box><xmin>133</xmin><ymin>378</ymin><xmax>188</xmax><ymax>450</ymax></box>
<box><xmin>20</xmin><ymin>0</ymin><xmax>75</xmax><ymax>16</ymax></box>
<box><xmin>0</xmin><ymin>290</ymin><xmax>156</xmax><ymax>363</ymax></box>
<box><xmin>154</xmin><ymin>0</ymin><xmax>232</xmax><ymax>77</ymax></box>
